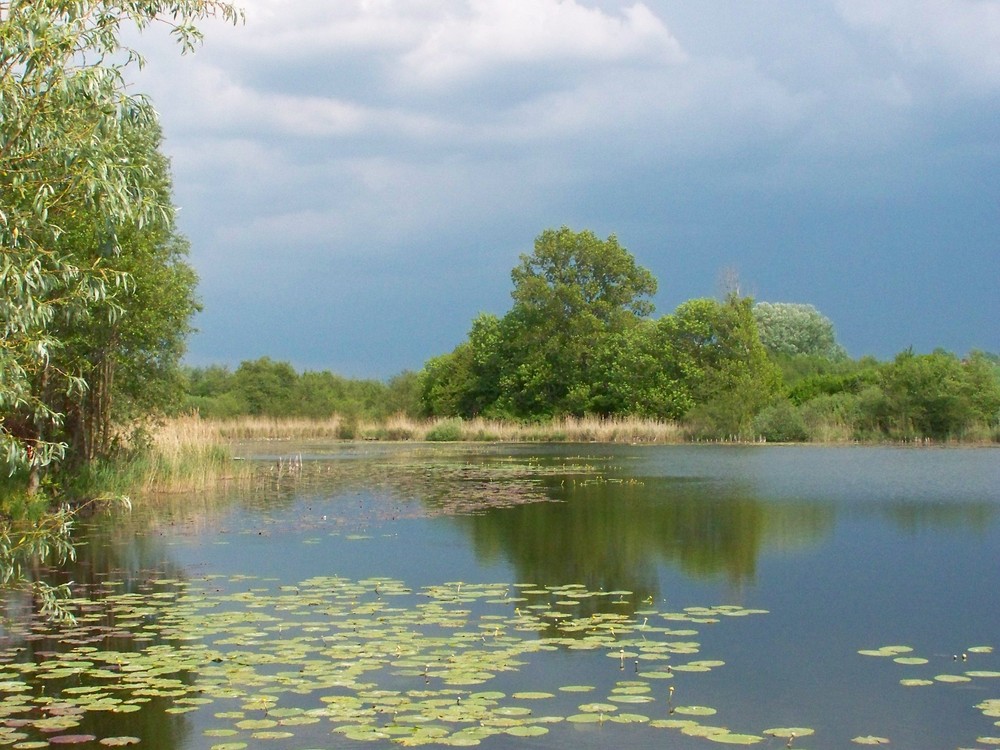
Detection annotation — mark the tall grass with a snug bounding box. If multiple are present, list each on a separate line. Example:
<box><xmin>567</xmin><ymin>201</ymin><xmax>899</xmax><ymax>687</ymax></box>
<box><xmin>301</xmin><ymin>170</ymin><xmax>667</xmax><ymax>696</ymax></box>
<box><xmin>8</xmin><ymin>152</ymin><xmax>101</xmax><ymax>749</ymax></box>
<box><xmin>153</xmin><ymin>414</ymin><xmax>686</xmax><ymax>446</ymax></box>
<box><xmin>107</xmin><ymin>415</ymin><xmax>256</xmax><ymax>494</ymax></box>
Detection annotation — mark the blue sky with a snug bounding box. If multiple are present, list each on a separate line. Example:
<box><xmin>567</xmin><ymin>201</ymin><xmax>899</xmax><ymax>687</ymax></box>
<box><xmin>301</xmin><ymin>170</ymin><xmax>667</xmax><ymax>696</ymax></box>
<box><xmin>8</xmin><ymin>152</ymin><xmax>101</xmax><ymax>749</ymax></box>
<box><xmin>132</xmin><ymin>0</ymin><xmax>999</xmax><ymax>378</ymax></box>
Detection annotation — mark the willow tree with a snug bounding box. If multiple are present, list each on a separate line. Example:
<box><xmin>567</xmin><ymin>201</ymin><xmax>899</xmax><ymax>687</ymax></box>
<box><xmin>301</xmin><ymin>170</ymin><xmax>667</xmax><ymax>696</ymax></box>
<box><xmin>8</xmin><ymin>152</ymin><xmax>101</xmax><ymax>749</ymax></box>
<box><xmin>1</xmin><ymin>0</ymin><xmax>241</xmax><ymax>491</ymax></box>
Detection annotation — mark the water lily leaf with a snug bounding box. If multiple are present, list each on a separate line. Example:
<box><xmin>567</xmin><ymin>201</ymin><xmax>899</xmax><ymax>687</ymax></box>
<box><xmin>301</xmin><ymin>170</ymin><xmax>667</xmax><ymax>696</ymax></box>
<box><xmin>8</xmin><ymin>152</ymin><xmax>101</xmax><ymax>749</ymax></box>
<box><xmin>764</xmin><ymin>728</ymin><xmax>815</xmax><ymax>738</ymax></box>
<box><xmin>49</xmin><ymin>737</ymin><xmax>98</xmax><ymax>745</ymax></box>
<box><xmin>511</xmin><ymin>692</ymin><xmax>553</xmax><ymax>700</ymax></box>
<box><xmin>250</xmin><ymin>731</ymin><xmax>295</xmax><ymax>740</ymax></box>
<box><xmin>608</xmin><ymin>695</ymin><xmax>654</xmax><ymax>704</ymax></box>
<box><xmin>505</xmin><ymin>725</ymin><xmax>548</xmax><ymax>736</ymax></box>
<box><xmin>934</xmin><ymin>674</ymin><xmax>972</xmax><ymax>683</ymax></box>
<box><xmin>892</xmin><ymin>657</ymin><xmax>928</xmax><ymax>665</ymax></box>
<box><xmin>681</xmin><ymin>723</ymin><xmax>728</xmax><ymax>737</ymax></box>
<box><xmin>566</xmin><ymin>714</ymin><xmax>604</xmax><ymax>723</ymax></box>
<box><xmin>649</xmin><ymin>719</ymin><xmax>698</xmax><ymax>729</ymax></box>
<box><xmin>674</xmin><ymin>705</ymin><xmax>717</xmax><ymax>716</ymax></box>
<box><xmin>99</xmin><ymin>739</ymin><xmax>141</xmax><ymax>747</ymax></box>
<box><xmin>706</xmin><ymin>732</ymin><xmax>764</xmax><ymax>744</ymax></box>
<box><xmin>608</xmin><ymin>713</ymin><xmax>649</xmax><ymax>724</ymax></box>
<box><xmin>899</xmin><ymin>679</ymin><xmax>933</xmax><ymax>687</ymax></box>
<box><xmin>968</xmin><ymin>646</ymin><xmax>994</xmax><ymax>654</ymax></box>
<box><xmin>966</xmin><ymin>671</ymin><xmax>1000</xmax><ymax>678</ymax></box>
<box><xmin>235</xmin><ymin>719</ymin><xmax>277</xmax><ymax>730</ymax></box>
<box><xmin>852</xmin><ymin>736</ymin><xmax>890</xmax><ymax>744</ymax></box>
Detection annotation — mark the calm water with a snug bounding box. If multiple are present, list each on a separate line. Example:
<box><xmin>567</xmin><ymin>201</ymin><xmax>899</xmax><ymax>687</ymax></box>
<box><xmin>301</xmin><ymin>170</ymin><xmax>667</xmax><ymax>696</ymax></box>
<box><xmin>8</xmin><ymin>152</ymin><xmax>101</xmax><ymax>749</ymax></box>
<box><xmin>4</xmin><ymin>444</ymin><xmax>999</xmax><ymax>749</ymax></box>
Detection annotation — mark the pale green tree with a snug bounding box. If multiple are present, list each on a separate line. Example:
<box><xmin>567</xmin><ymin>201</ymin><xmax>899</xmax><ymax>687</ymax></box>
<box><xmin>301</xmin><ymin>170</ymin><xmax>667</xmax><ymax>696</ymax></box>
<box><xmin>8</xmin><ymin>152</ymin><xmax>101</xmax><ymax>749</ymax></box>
<box><xmin>752</xmin><ymin>302</ymin><xmax>846</xmax><ymax>360</ymax></box>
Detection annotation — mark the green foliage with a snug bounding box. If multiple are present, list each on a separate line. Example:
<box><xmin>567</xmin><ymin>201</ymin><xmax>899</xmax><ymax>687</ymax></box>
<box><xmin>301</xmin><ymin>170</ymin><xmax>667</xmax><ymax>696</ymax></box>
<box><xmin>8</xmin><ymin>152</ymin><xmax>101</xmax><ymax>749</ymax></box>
<box><xmin>875</xmin><ymin>349</ymin><xmax>1000</xmax><ymax>440</ymax></box>
<box><xmin>1</xmin><ymin>0</ymin><xmax>240</xmax><ymax>489</ymax></box>
<box><xmin>752</xmin><ymin>400</ymin><xmax>808</xmax><ymax>442</ymax></box>
<box><xmin>661</xmin><ymin>295</ymin><xmax>782</xmax><ymax>437</ymax></box>
<box><xmin>498</xmin><ymin>227</ymin><xmax>657</xmax><ymax>417</ymax></box>
<box><xmin>425</xmin><ymin>419</ymin><xmax>464</xmax><ymax>442</ymax></box>
<box><xmin>421</xmin><ymin>227</ymin><xmax>664</xmax><ymax>419</ymax></box>
<box><xmin>753</xmin><ymin>302</ymin><xmax>846</xmax><ymax>359</ymax></box>
<box><xmin>182</xmin><ymin>360</ymin><xmax>423</xmax><ymax>421</ymax></box>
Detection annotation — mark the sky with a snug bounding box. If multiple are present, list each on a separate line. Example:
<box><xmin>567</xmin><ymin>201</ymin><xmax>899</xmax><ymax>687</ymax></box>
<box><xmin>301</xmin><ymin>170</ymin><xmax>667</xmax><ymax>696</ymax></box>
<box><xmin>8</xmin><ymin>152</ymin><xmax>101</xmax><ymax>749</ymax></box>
<box><xmin>129</xmin><ymin>0</ymin><xmax>1000</xmax><ymax>379</ymax></box>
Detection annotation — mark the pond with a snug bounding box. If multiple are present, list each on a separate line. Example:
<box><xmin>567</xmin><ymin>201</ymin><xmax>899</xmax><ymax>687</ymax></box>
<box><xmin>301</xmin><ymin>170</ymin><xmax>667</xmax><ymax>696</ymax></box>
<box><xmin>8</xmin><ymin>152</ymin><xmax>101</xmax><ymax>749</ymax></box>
<box><xmin>2</xmin><ymin>444</ymin><xmax>999</xmax><ymax>749</ymax></box>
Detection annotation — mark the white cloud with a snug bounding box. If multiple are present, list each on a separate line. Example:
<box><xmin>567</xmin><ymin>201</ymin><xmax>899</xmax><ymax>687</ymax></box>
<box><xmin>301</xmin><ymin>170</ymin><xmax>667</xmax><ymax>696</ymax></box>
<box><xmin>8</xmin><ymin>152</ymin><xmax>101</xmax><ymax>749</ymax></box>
<box><xmin>397</xmin><ymin>0</ymin><xmax>685</xmax><ymax>87</ymax></box>
<box><xmin>835</xmin><ymin>0</ymin><xmax>1000</xmax><ymax>91</ymax></box>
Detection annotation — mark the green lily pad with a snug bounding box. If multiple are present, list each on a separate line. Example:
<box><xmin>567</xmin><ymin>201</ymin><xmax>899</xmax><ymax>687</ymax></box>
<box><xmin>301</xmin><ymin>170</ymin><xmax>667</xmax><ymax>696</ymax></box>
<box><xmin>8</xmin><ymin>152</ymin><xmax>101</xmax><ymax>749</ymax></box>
<box><xmin>674</xmin><ymin>705</ymin><xmax>717</xmax><ymax>716</ymax></box>
<box><xmin>706</xmin><ymin>733</ymin><xmax>764</xmax><ymax>744</ymax></box>
<box><xmin>608</xmin><ymin>713</ymin><xmax>649</xmax><ymax>724</ymax></box>
<box><xmin>764</xmin><ymin>727</ymin><xmax>815</xmax><ymax>738</ymax></box>
<box><xmin>852</xmin><ymin>736</ymin><xmax>890</xmax><ymax>745</ymax></box>
<box><xmin>505</xmin><ymin>725</ymin><xmax>548</xmax><ymax>737</ymax></box>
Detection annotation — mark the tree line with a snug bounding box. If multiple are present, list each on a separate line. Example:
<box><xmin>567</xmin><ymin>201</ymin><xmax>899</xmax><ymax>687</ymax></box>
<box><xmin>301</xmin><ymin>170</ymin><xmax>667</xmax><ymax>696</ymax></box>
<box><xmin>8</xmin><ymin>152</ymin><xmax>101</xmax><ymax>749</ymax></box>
<box><xmin>185</xmin><ymin>228</ymin><xmax>1000</xmax><ymax>444</ymax></box>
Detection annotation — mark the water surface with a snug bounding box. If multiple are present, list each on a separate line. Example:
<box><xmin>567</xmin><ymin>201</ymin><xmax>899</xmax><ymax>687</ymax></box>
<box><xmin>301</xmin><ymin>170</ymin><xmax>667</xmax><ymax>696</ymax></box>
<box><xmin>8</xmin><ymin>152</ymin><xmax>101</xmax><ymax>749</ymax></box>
<box><xmin>3</xmin><ymin>444</ymin><xmax>998</xmax><ymax>749</ymax></box>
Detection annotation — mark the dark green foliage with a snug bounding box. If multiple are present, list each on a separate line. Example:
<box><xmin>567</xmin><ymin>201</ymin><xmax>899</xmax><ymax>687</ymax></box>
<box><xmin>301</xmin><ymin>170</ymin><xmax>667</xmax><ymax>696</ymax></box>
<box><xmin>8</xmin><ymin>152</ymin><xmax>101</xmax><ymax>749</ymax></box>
<box><xmin>420</xmin><ymin>227</ymin><xmax>682</xmax><ymax>420</ymax></box>
<box><xmin>182</xmin><ymin>360</ymin><xmax>423</xmax><ymax>420</ymax></box>
<box><xmin>874</xmin><ymin>349</ymin><xmax>1000</xmax><ymax>440</ymax></box>
<box><xmin>418</xmin><ymin>228</ymin><xmax>783</xmax><ymax>435</ymax></box>
<box><xmin>752</xmin><ymin>400</ymin><xmax>809</xmax><ymax>442</ymax></box>
<box><xmin>660</xmin><ymin>295</ymin><xmax>783</xmax><ymax>437</ymax></box>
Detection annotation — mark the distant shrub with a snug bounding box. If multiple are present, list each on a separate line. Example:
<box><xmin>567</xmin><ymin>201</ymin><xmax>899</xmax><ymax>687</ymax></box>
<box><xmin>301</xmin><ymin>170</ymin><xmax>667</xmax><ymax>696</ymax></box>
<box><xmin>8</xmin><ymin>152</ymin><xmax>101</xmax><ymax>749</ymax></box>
<box><xmin>752</xmin><ymin>400</ymin><xmax>808</xmax><ymax>442</ymax></box>
<box><xmin>425</xmin><ymin>419</ymin><xmax>464</xmax><ymax>442</ymax></box>
<box><xmin>337</xmin><ymin>417</ymin><xmax>358</xmax><ymax>440</ymax></box>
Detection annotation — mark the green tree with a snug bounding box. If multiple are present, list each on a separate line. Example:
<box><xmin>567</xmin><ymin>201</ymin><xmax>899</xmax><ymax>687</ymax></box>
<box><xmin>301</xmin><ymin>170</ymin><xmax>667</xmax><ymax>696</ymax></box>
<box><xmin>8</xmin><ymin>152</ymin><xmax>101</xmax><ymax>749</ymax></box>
<box><xmin>660</xmin><ymin>295</ymin><xmax>782</xmax><ymax>437</ymax></box>
<box><xmin>41</xmin><ymin>122</ymin><xmax>200</xmax><ymax>464</ymax></box>
<box><xmin>495</xmin><ymin>227</ymin><xmax>658</xmax><ymax>417</ymax></box>
<box><xmin>232</xmin><ymin>358</ymin><xmax>297</xmax><ymax>417</ymax></box>
<box><xmin>875</xmin><ymin>349</ymin><xmax>1000</xmax><ymax>440</ymax></box>
<box><xmin>1</xmin><ymin>0</ymin><xmax>241</xmax><ymax>489</ymax></box>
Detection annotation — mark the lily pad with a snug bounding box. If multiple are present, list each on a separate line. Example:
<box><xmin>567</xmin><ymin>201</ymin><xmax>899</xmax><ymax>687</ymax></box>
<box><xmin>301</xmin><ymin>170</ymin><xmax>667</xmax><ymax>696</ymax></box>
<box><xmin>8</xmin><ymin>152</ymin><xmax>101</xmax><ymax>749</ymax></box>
<box><xmin>674</xmin><ymin>705</ymin><xmax>718</xmax><ymax>716</ymax></box>
<box><xmin>706</xmin><ymin>732</ymin><xmax>764</xmax><ymax>744</ymax></box>
<box><xmin>764</xmin><ymin>727</ymin><xmax>815</xmax><ymax>738</ymax></box>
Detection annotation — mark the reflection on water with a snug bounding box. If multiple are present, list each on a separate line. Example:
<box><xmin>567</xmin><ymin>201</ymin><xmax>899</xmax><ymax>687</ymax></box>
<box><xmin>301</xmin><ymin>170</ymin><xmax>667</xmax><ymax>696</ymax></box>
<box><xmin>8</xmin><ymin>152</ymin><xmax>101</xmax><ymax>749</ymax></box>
<box><xmin>0</xmin><ymin>444</ymin><xmax>996</xmax><ymax>750</ymax></box>
<box><xmin>461</xmin><ymin>478</ymin><xmax>834</xmax><ymax>597</ymax></box>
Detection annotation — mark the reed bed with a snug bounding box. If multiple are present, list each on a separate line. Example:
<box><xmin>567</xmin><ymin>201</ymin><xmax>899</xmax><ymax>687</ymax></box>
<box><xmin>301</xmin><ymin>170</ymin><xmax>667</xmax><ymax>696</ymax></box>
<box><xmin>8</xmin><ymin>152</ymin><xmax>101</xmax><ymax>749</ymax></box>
<box><xmin>153</xmin><ymin>414</ymin><xmax>686</xmax><ymax>446</ymax></box>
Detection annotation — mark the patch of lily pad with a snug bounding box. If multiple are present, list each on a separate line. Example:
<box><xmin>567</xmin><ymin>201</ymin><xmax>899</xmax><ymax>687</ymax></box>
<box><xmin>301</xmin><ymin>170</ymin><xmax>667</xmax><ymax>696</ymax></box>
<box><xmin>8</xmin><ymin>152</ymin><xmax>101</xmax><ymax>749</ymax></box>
<box><xmin>0</xmin><ymin>572</ymin><xmax>780</xmax><ymax>747</ymax></box>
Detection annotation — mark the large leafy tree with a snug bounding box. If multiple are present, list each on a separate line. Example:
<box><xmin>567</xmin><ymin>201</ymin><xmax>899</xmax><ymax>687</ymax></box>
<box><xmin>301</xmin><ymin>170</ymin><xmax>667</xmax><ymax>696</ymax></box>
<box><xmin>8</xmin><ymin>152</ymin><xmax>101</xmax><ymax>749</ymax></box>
<box><xmin>495</xmin><ymin>227</ymin><xmax>658</xmax><ymax>417</ymax></box>
<box><xmin>1</xmin><ymin>0</ymin><xmax>241</xmax><ymax>489</ymax></box>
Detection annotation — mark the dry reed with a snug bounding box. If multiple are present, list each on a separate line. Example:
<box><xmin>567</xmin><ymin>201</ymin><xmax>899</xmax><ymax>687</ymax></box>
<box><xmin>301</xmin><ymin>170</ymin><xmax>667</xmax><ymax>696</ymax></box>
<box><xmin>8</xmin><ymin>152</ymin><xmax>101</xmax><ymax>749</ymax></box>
<box><xmin>153</xmin><ymin>414</ymin><xmax>686</xmax><ymax>446</ymax></box>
